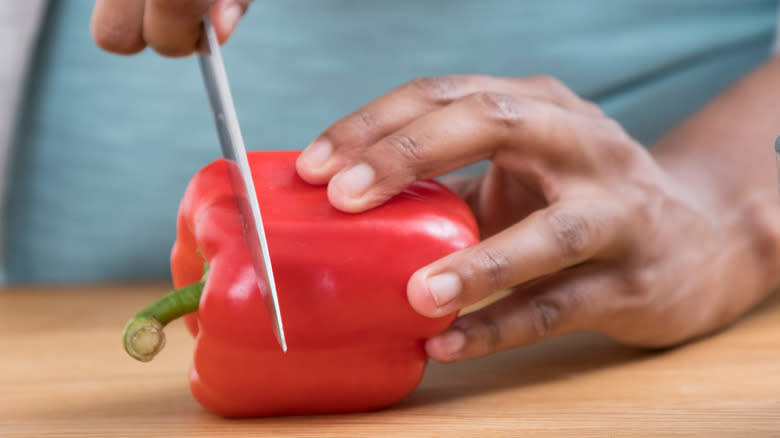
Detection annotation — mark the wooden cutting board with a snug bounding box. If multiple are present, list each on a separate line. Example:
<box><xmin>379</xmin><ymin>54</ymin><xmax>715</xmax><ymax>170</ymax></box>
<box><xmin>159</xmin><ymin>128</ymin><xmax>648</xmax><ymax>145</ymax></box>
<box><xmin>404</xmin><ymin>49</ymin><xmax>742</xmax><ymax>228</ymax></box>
<box><xmin>1</xmin><ymin>283</ymin><xmax>779</xmax><ymax>437</ymax></box>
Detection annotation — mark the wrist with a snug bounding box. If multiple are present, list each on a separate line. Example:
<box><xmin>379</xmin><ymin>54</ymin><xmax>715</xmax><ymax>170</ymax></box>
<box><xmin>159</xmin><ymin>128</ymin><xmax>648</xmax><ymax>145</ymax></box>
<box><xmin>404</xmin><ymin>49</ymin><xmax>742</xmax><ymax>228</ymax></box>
<box><xmin>668</xmin><ymin>157</ymin><xmax>780</xmax><ymax>292</ymax></box>
<box><xmin>653</xmin><ymin>149</ymin><xmax>780</xmax><ymax>293</ymax></box>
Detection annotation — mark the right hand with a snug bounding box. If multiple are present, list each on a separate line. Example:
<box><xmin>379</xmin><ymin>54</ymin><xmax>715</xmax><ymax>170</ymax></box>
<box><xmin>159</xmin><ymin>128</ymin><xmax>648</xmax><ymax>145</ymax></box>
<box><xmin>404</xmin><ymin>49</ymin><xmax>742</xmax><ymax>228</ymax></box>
<box><xmin>90</xmin><ymin>0</ymin><xmax>252</xmax><ymax>57</ymax></box>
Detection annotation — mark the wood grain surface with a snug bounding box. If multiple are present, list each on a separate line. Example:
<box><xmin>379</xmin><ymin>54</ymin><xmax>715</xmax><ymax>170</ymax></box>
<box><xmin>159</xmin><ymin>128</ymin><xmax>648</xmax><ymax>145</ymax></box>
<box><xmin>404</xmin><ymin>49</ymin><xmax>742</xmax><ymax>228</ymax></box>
<box><xmin>1</xmin><ymin>283</ymin><xmax>779</xmax><ymax>437</ymax></box>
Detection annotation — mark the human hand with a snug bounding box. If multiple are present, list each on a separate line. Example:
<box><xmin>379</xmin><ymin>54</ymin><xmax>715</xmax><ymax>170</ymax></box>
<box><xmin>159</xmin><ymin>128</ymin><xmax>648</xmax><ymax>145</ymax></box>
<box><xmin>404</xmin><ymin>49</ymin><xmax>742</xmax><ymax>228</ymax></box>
<box><xmin>295</xmin><ymin>75</ymin><xmax>780</xmax><ymax>362</ymax></box>
<box><xmin>90</xmin><ymin>0</ymin><xmax>252</xmax><ymax>56</ymax></box>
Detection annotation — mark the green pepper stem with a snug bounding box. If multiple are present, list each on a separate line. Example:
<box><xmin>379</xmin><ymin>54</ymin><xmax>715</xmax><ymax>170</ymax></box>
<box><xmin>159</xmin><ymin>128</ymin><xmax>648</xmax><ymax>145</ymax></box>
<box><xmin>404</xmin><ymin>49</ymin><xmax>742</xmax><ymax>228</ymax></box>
<box><xmin>122</xmin><ymin>266</ymin><xmax>207</xmax><ymax>362</ymax></box>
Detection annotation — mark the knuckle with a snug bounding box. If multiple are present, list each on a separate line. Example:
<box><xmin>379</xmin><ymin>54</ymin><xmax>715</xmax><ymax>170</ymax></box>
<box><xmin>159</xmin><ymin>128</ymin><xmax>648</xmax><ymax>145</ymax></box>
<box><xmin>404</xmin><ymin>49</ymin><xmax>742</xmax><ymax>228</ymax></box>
<box><xmin>455</xmin><ymin>316</ymin><xmax>503</xmax><ymax>354</ymax></box>
<box><xmin>474</xmin><ymin>247</ymin><xmax>512</xmax><ymax>291</ymax></box>
<box><xmin>91</xmin><ymin>21</ymin><xmax>145</xmax><ymax>55</ymax></box>
<box><xmin>529</xmin><ymin>295</ymin><xmax>564</xmax><ymax>338</ymax></box>
<box><xmin>385</xmin><ymin>133</ymin><xmax>426</xmax><ymax>163</ymax></box>
<box><xmin>408</xmin><ymin>76</ymin><xmax>457</xmax><ymax>104</ymax></box>
<box><xmin>580</xmin><ymin>100</ymin><xmax>605</xmax><ymax>117</ymax></box>
<box><xmin>474</xmin><ymin>316</ymin><xmax>503</xmax><ymax>351</ymax></box>
<box><xmin>531</xmin><ymin>75</ymin><xmax>577</xmax><ymax>104</ymax></box>
<box><xmin>545</xmin><ymin>209</ymin><xmax>594</xmax><ymax>262</ymax></box>
<box><xmin>531</xmin><ymin>75</ymin><xmax>570</xmax><ymax>97</ymax></box>
<box><xmin>592</xmin><ymin>118</ymin><xmax>641</xmax><ymax>166</ymax></box>
<box><xmin>320</xmin><ymin>112</ymin><xmax>376</xmax><ymax>148</ymax></box>
<box><xmin>593</xmin><ymin>118</ymin><xmax>630</xmax><ymax>146</ymax></box>
<box><xmin>531</xmin><ymin>283</ymin><xmax>591</xmax><ymax>339</ymax></box>
<box><xmin>473</xmin><ymin>92</ymin><xmax>524</xmax><ymax>126</ymax></box>
<box><xmin>600</xmin><ymin>117</ymin><xmax>630</xmax><ymax>140</ymax></box>
<box><xmin>618</xmin><ymin>268</ymin><xmax>660</xmax><ymax>315</ymax></box>
<box><xmin>353</xmin><ymin>110</ymin><xmax>377</xmax><ymax>132</ymax></box>
<box><xmin>528</xmin><ymin>75</ymin><xmax>605</xmax><ymax>116</ymax></box>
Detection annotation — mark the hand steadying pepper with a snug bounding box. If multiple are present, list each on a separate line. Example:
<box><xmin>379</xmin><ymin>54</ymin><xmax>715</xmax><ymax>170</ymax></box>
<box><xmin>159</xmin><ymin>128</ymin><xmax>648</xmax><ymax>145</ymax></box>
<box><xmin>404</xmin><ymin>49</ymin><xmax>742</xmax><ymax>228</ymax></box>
<box><xmin>123</xmin><ymin>151</ymin><xmax>479</xmax><ymax>417</ymax></box>
<box><xmin>296</xmin><ymin>71</ymin><xmax>780</xmax><ymax>363</ymax></box>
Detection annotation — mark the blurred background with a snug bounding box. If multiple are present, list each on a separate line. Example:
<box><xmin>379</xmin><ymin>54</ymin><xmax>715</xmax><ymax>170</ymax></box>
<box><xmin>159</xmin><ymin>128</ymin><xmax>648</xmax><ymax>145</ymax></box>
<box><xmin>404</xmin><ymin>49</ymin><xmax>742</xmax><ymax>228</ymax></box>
<box><xmin>1</xmin><ymin>0</ymin><xmax>777</xmax><ymax>285</ymax></box>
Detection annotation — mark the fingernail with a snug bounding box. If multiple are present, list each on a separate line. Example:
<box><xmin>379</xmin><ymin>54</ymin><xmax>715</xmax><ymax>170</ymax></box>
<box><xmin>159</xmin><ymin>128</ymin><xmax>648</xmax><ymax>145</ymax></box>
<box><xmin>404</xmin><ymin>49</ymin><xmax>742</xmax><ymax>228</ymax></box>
<box><xmin>300</xmin><ymin>139</ymin><xmax>332</xmax><ymax>169</ymax></box>
<box><xmin>440</xmin><ymin>330</ymin><xmax>466</xmax><ymax>358</ymax></box>
<box><xmin>334</xmin><ymin>163</ymin><xmax>375</xmax><ymax>199</ymax></box>
<box><xmin>427</xmin><ymin>272</ymin><xmax>461</xmax><ymax>308</ymax></box>
<box><xmin>221</xmin><ymin>4</ymin><xmax>243</xmax><ymax>35</ymax></box>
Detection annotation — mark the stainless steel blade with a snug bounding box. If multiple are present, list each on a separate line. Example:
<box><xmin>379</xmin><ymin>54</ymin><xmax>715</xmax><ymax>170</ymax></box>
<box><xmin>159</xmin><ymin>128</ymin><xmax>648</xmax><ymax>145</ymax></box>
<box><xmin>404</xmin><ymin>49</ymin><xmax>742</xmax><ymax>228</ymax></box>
<box><xmin>197</xmin><ymin>17</ymin><xmax>287</xmax><ymax>352</ymax></box>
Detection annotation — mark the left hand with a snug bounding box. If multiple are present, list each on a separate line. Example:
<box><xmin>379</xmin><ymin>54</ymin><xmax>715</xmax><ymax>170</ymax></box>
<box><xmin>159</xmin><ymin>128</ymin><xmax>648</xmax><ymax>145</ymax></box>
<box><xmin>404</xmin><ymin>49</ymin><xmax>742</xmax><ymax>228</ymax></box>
<box><xmin>295</xmin><ymin>75</ymin><xmax>780</xmax><ymax>363</ymax></box>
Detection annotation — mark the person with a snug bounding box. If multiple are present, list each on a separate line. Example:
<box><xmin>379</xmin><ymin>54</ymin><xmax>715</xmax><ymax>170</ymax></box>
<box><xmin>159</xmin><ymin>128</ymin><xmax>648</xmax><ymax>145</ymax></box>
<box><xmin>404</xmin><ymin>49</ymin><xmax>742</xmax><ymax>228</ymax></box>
<box><xmin>3</xmin><ymin>0</ymin><xmax>779</xmax><ymax>364</ymax></box>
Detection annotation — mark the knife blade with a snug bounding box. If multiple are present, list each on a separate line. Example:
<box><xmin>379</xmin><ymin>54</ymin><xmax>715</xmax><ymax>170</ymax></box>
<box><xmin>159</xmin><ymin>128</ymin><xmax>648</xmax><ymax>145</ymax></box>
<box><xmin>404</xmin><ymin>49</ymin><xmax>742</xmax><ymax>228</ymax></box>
<box><xmin>197</xmin><ymin>16</ymin><xmax>287</xmax><ymax>352</ymax></box>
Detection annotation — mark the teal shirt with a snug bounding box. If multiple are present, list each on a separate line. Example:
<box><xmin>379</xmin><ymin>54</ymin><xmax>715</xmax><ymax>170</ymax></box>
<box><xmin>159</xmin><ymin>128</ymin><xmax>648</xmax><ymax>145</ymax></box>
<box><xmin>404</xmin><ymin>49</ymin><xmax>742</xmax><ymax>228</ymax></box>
<box><xmin>4</xmin><ymin>0</ymin><xmax>777</xmax><ymax>283</ymax></box>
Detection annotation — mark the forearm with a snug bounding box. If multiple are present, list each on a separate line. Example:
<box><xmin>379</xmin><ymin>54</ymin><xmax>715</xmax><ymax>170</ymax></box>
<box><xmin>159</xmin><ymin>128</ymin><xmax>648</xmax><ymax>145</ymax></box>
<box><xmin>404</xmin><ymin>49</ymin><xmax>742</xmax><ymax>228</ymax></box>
<box><xmin>651</xmin><ymin>54</ymin><xmax>780</xmax><ymax>289</ymax></box>
<box><xmin>653</xmin><ymin>55</ymin><xmax>780</xmax><ymax>205</ymax></box>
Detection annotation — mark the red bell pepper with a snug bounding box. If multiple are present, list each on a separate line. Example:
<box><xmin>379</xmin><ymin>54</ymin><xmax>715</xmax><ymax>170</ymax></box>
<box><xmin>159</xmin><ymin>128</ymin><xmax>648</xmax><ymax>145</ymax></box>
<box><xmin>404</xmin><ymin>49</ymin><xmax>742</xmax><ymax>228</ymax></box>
<box><xmin>122</xmin><ymin>150</ymin><xmax>479</xmax><ymax>417</ymax></box>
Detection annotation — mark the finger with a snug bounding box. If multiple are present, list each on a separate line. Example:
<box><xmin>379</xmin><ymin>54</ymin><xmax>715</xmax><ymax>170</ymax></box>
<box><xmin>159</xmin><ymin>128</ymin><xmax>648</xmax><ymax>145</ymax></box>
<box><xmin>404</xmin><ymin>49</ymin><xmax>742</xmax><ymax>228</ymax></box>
<box><xmin>425</xmin><ymin>266</ymin><xmax>619</xmax><ymax>362</ymax></box>
<box><xmin>296</xmin><ymin>75</ymin><xmax>602</xmax><ymax>185</ymax></box>
<box><xmin>144</xmin><ymin>0</ymin><xmax>216</xmax><ymax>57</ymax></box>
<box><xmin>91</xmin><ymin>0</ymin><xmax>147</xmax><ymax>54</ymax></box>
<box><xmin>327</xmin><ymin>92</ymin><xmax>623</xmax><ymax>213</ymax></box>
<box><xmin>209</xmin><ymin>0</ymin><xmax>251</xmax><ymax>44</ymax></box>
<box><xmin>407</xmin><ymin>198</ymin><xmax>620</xmax><ymax>318</ymax></box>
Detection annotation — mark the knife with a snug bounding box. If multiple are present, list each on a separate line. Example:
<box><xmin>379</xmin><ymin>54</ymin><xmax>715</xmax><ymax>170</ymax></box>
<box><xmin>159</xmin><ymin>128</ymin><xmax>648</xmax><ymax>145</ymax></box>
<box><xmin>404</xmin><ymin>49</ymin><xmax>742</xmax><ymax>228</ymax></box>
<box><xmin>197</xmin><ymin>16</ymin><xmax>287</xmax><ymax>352</ymax></box>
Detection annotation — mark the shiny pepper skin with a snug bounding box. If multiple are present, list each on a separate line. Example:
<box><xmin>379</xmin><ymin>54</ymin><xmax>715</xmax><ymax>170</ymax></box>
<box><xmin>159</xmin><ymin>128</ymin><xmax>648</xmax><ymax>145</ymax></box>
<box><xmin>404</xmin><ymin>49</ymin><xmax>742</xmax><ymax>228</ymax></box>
<box><xmin>170</xmin><ymin>150</ymin><xmax>479</xmax><ymax>417</ymax></box>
